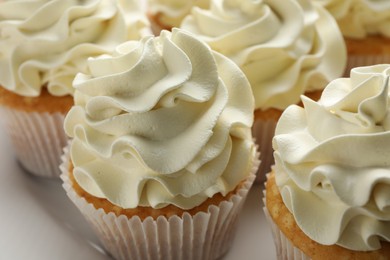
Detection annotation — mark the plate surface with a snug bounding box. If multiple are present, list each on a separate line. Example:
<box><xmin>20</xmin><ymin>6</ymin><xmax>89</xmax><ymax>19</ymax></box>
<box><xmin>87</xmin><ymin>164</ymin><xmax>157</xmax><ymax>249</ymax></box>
<box><xmin>0</xmin><ymin>118</ymin><xmax>276</xmax><ymax>260</ymax></box>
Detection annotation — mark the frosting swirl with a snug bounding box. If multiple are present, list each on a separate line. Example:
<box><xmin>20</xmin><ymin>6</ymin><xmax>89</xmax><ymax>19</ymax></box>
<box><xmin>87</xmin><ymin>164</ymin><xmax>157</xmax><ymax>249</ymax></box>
<box><xmin>148</xmin><ymin>0</ymin><xmax>210</xmax><ymax>28</ymax></box>
<box><xmin>64</xmin><ymin>29</ymin><xmax>256</xmax><ymax>209</ymax></box>
<box><xmin>180</xmin><ymin>0</ymin><xmax>346</xmax><ymax>110</ymax></box>
<box><xmin>314</xmin><ymin>0</ymin><xmax>390</xmax><ymax>38</ymax></box>
<box><xmin>273</xmin><ymin>64</ymin><xmax>390</xmax><ymax>251</ymax></box>
<box><xmin>0</xmin><ymin>0</ymin><xmax>150</xmax><ymax>97</ymax></box>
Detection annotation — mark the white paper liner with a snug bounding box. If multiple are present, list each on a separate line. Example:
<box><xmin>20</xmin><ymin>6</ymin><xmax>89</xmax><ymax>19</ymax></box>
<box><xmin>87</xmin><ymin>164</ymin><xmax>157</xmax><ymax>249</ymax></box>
<box><xmin>262</xmin><ymin>174</ymin><xmax>310</xmax><ymax>260</ymax></box>
<box><xmin>0</xmin><ymin>106</ymin><xmax>68</xmax><ymax>178</ymax></box>
<box><xmin>60</xmin><ymin>144</ymin><xmax>259</xmax><ymax>260</ymax></box>
<box><xmin>345</xmin><ymin>55</ymin><xmax>390</xmax><ymax>77</ymax></box>
<box><xmin>252</xmin><ymin>118</ymin><xmax>277</xmax><ymax>184</ymax></box>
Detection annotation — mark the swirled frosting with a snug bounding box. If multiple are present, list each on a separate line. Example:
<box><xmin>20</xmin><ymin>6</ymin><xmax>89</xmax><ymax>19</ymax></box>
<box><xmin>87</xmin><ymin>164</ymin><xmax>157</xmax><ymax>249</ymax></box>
<box><xmin>273</xmin><ymin>64</ymin><xmax>390</xmax><ymax>251</ymax></box>
<box><xmin>64</xmin><ymin>29</ymin><xmax>256</xmax><ymax>209</ymax></box>
<box><xmin>181</xmin><ymin>0</ymin><xmax>346</xmax><ymax>110</ymax></box>
<box><xmin>314</xmin><ymin>0</ymin><xmax>390</xmax><ymax>38</ymax></box>
<box><xmin>0</xmin><ymin>0</ymin><xmax>150</xmax><ymax>97</ymax></box>
<box><xmin>148</xmin><ymin>0</ymin><xmax>210</xmax><ymax>28</ymax></box>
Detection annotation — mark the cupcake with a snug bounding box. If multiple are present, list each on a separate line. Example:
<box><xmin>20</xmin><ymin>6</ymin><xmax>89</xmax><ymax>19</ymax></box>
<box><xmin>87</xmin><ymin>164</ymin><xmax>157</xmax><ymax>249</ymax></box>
<box><xmin>147</xmin><ymin>0</ymin><xmax>210</xmax><ymax>34</ymax></box>
<box><xmin>181</xmin><ymin>0</ymin><xmax>347</xmax><ymax>182</ymax></box>
<box><xmin>265</xmin><ymin>64</ymin><xmax>390</xmax><ymax>259</ymax></box>
<box><xmin>0</xmin><ymin>0</ymin><xmax>150</xmax><ymax>177</ymax></box>
<box><xmin>61</xmin><ymin>28</ymin><xmax>259</xmax><ymax>260</ymax></box>
<box><xmin>313</xmin><ymin>0</ymin><xmax>390</xmax><ymax>74</ymax></box>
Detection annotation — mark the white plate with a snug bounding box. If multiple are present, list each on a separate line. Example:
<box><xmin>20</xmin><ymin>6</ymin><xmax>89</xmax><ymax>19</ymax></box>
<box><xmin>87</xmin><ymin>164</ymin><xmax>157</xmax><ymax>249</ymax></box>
<box><xmin>0</xmin><ymin>120</ymin><xmax>276</xmax><ymax>260</ymax></box>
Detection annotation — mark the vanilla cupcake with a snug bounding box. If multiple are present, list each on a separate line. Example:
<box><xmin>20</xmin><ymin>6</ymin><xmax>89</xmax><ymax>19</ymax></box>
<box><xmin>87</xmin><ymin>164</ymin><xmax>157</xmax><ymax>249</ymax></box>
<box><xmin>265</xmin><ymin>64</ymin><xmax>390</xmax><ymax>259</ymax></box>
<box><xmin>0</xmin><ymin>0</ymin><xmax>150</xmax><ymax>177</ymax></box>
<box><xmin>61</xmin><ymin>28</ymin><xmax>258</xmax><ymax>260</ymax></box>
<box><xmin>313</xmin><ymin>0</ymin><xmax>390</xmax><ymax>74</ymax></box>
<box><xmin>147</xmin><ymin>0</ymin><xmax>209</xmax><ymax>34</ymax></box>
<box><xmin>181</xmin><ymin>0</ymin><xmax>347</xmax><ymax>181</ymax></box>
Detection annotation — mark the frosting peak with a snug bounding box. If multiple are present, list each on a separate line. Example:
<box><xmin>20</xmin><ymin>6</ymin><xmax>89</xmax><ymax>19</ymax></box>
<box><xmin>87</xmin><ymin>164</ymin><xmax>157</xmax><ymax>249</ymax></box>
<box><xmin>64</xmin><ymin>29</ymin><xmax>256</xmax><ymax>209</ymax></box>
<box><xmin>273</xmin><ymin>64</ymin><xmax>390</xmax><ymax>251</ymax></box>
<box><xmin>0</xmin><ymin>0</ymin><xmax>150</xmax><ymax>97</ymax></box>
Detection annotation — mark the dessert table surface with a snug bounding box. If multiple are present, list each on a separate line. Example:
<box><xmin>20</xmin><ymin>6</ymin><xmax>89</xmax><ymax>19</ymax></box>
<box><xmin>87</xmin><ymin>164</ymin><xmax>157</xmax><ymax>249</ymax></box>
<box><xmin>0</xmin><ymin>119</ymin><xmax>276</xmax><ymax>260</ymax></box>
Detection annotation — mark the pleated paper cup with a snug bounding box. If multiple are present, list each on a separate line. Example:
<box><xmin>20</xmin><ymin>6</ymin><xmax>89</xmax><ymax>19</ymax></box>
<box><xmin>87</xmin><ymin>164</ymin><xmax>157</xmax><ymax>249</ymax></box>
<box><xmin>0</xmin><ymin>106</ymin><xmax>68</xmax><ymax>178</ymax></box>
<box><xmin>60</xmin><ymin>144</ymin><xmax>259</xmax><ymax>260</ymax></box>
<box><xmin>252</xmin><ymin>118</ymin><xmax>277</xmax><ymax>184</ymax></box>
<box><xmin>262</xmin><ymin>180</ymin><xmax>310</xmax><ymax>260</ymax></box>
<box><xmin>345</xmin><ymin>55</ymin><xmax>390</xmax><ymax>77</ymax></box>
<box><xmin>343</xmin><ymin>36</ymin><xmax>390</xmax><ymax>76</ymax></box>
<box><xmin>263</xmin><ymin>207</ymin><xmax>310</xmax><ymax>260</ymax></box>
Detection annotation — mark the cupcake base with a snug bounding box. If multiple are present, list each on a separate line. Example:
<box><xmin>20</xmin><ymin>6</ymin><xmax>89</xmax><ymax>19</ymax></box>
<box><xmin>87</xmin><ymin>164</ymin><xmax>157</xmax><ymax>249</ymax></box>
<box><xmin>263</xmin><ymin>170</ymin><xmax>390</xmax><ymax>260</ymax></box>
<box><xmin>0</xmin><ymin>87</ymin><xmax>73</xmax><ymax>178</ymax></box>
<box><xmin>345</xmin><ymin>36</ymin><xmax>390</xmax><ymax>76</ymax></box>
<box><xmin>60</xmin><ymin>144</ymin><xmax>259</xmax><ymax>260</ymax></box>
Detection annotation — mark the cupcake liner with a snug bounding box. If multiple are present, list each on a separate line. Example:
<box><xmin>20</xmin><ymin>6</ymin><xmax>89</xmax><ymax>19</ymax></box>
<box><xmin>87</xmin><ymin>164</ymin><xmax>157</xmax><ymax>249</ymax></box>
<box><xmin>60</xmin><ymin>144</ymin><xmax>259</xmax><ymax>260</ymax></box>
<box><xmin>252</xmin><ymin>118</ymin><xmax>277</xmax><ymax>184</ymax></box>
<box><xmin>263</xmin><ymin>208</ymin><xmax>310</xmax><ymax>260</ymax></box>
<box><xmin>0</xmin><ymin>106</ymin><xmax>68</xmax><ymax>178</ymax></box>
<box><xmin>262</xmin><ymin>174</ymin><xmax>310</xmax><ymax>260</ymax></box>
<box><xmin>345</xmin><ymin>55</ymin><xmax>390</xmax><ymax>76</ymax></box>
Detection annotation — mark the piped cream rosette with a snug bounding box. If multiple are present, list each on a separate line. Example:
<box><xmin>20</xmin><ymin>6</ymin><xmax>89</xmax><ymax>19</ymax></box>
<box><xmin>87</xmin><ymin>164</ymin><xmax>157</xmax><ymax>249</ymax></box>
<box><xmin>62</xmin><ymin>28</ymin><xmax>258</xmax><ymax>259</ymax></box>
<box><xmin>313</xmin><ymin>0</ymin><xmax>390</xmax><ymax>39</ymax></box>
<box><xmin>0</xmin><ymin>0</ymin><xmax>150</xmax><ymax>97</ymax></box>
<box><xmin>273</xmin><ymin>65</ymin><xmax>390</xmax><ymax>252</ymax></box>
<box><xmin>181</xmin><ymin>0</ymin><xmax>346</xmax><ymax>110</ymax></box>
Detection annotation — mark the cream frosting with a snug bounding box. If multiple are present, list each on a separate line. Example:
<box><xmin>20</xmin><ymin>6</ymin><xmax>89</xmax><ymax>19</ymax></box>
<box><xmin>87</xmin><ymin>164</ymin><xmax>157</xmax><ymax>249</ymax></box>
<box><xmin>180</xmin><ymin>0</ymin><xmax>346</xmax><ymax>110</ymax></box>
<box><xmin>64</xmin><ymin>29</ymin><xmax>256</xmax><ymax>210</ymax></box>
<box><xmin>273</xmin><ymin>64</ymin><xmax>390</xmax><ymax>251</ymax></box>
<box><xmin>0</xmin><ymin>0</ymin><xmax>150</xmax><ymax>97</ymax></box>
<box><xmin>314</xmin><ymin>0</ymin><xmax>390</xmax><ymax>38</ymax></box>
<box><xmin>148</xmin><ymin>0</ymin><xmax>210</xmax><ymax>28</ymax></box>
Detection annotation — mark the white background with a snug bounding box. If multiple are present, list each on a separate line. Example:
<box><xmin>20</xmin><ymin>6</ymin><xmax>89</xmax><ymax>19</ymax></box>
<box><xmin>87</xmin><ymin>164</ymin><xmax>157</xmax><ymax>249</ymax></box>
<box><xmin>0</xmin><ymin>118</ymin><xmax>276</xmax><ymax>260</ymax></box>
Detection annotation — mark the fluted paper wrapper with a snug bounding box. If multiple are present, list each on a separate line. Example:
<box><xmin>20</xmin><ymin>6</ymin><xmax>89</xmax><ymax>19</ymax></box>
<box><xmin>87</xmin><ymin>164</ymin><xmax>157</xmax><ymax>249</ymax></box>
<box><xmin>0</xmin><ymin>106</ymin><xmax>68</xmax><ymax>178</ymax></box>
<box><xmin>252</xmin><ymin>118</ymin><xmax>276</xmax><ymax>184</ymax></box>
<box><xmin>60</xmin><ymin>145</ymin><xmax>259</xmax><ymax>260</ymax></box>
<box><xmin>345</xmin><ymin>55</ymin><xmax>390</xmax><ymax>76</ymax></box>
<box><xmin>262</xmin><ymin>175</ymin><xmax>310</xmax><ymax>260</ymax></box>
